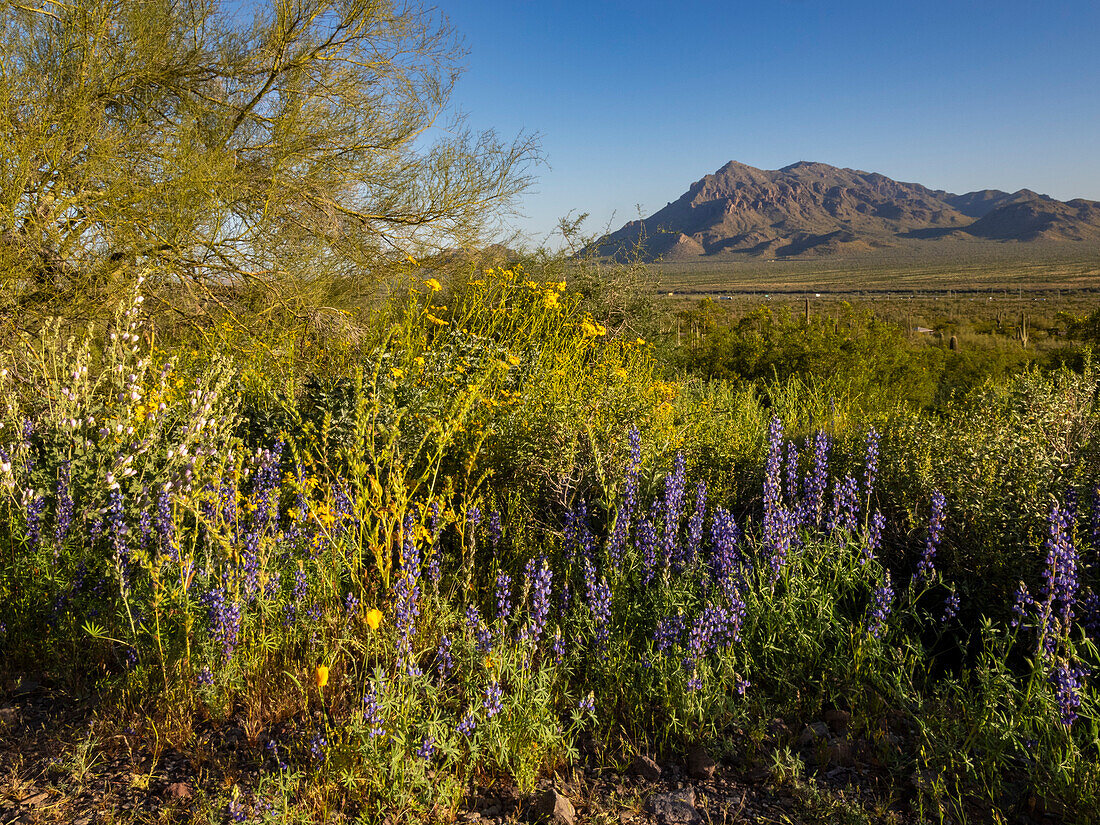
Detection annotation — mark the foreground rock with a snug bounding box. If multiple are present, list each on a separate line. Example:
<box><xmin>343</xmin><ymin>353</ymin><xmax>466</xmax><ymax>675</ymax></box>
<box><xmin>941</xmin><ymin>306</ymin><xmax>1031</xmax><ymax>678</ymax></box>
<box><xmin>648</xmin><ymin>788</ymin><xmax>700</xmax><ymax>825</ymax></box>
<box><xmin>535</xmin><ymin>788</ymin><xmax>576</xmax><ymax>825</ymax></box>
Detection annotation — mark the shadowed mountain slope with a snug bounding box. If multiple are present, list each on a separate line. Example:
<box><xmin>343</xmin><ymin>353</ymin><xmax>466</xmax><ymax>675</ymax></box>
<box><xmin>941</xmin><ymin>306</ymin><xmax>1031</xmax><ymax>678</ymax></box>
<box><xmin>591</xmin><ymin>162</ymin><xmax>1100</xmax><ymax>261</ymax></box>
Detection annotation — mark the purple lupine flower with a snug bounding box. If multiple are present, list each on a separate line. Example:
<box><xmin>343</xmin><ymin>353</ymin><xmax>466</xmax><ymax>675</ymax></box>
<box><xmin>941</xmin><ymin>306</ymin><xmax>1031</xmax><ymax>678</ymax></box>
<box><xmin>436</xmin><ymin>635</ymin><xmax>453</xmax><ymax>679</ymax></box>
<box><xmin>767</xmin><ymin>505</ymin><xmax>796</xmax><ymax>581</ymax></box>
<box><xmin>54</xmin><ymin>461</ymin><xmax>73</xmax><ymax>546</ymax></box>
<box><xmin>362</xmin><ymin>684</ymin><xmax>385</xmax><ymax>737</ymax></box>
<box><xmin>660</xmin><ymin>453</ymin><xmax>687</xmax><ymax>569</ymax></box>
<box><xmin>608</xmin><ymin>426</ymin><xmax>641</xmax><ymax>569</ymax></box>
<box><xmin>867</xmin><ymin>571</ymin><xmax>894</xmax><ymax>639</ymax></box>
<box><xmin>24</xmin><ymin>492</ymin><xmax>45</xmax><ymax>553</ymax></box>
<box><xmin>828</xmin><ymin>475</ymin><xmax>860</xmax><ymax>534</ymax></box>
<box><xmin>916</xmin><ymin>491</ymin><xmax>946</xmax><ymax>581</ymax></box>
<box><xmin>309</xmin><ymin>730</ymin><xmax>327</xmax><ymax>762</ymax></box>
<box><xmin>942</xmin><ymin>589</ymin><xmax>961</xmax><ymax>622</ymax></box>
<box><xmin>426</xmin><ymin>501</ymin><xmax>443</xmax><ymax>588</ymax></box>
<box><xmin>475</xmin><ymin>621</ymin><xmax>493</xmax><ymax>655</ymax></box>
<box><xmin>495</xmin><ymin>570</ymin><xmax>513</xmax><ymax>624</ymax></box>
<box><xmin>1090</xmin><ymin>483</ymin><xmax>1100</xmax><ymax>571</ymax></box>
<box><xmin>488</xmin><ymin>509</ymin><xmax>503</xmax><ymax>550</ymax></box>
<box><xmin>583</xmin><ymin>558</ymin><xmax>612</xmax><ymax>649</ymax></box>
<box><xmin>218</xmin><ymin>474</ymin><xmax>239</xmax><ymax>538</ymax></box>
<box><xmin>578</xmin><ymin>692</ymin><xmax>595</xmax><ymax>715</ymax></box>
<box><xmin>682</xmin><ymin>481</ymin><xmax>706</xmax><ymax>570</ymax></box>
<box><xmin>283</xmin><ymin>567</ymin><xmax>308</xmax><ymax>625</ymax></box>
<box><xmin>636</xmin><ymin>511</ymin><xmax>658</xmax><ymax>584</ymax></box>
<box><xmin>240</xmin><ymin>530</ymin><xmax>261</xmax><ymax>600</ymax></box>
<box><xmin>653</xmin><ymin>613</ymin><xmax>685</xmax><ymax>654</ymax></box>
<box><xmin>394</xmin><ymin>512</ymin><xmax>422</xmax><ymax>675</ymax></box>
<box><xmin>483</xmin><ymin>681</ymin><xmax>503</xmax><ymax>718</ymax></box>
<box><xmin>105</xmin><ymin>486</ymin><xmax>129</xmax><ymax>572</ymax></box>
<box><xmin>467</xmin><ymin>504</ymin><xmax>482</xmax><ymax>533</ymax></box>
<box><xmin>709</xmin><ymin>507</ymin><xmax>743</xmax><ymax>588</ymax></box>
<box><xmin>1042</xmin><ymin>502</ymin><xmax>1079</xmax><ymax>629</ymax></box>
<box><xmin>197</xmin><ymin>666</ymin><xmax>214</xmax><ymax>686</ymax></box>
<box><xmin>784</xmin><ymin>440</ymin><xmax>800</xmax><ymax>506</ymax></box>
<box><xmin>138</xmin><ymin>487</ymin><xmax>153</xmax><ymax>553</ymax></box>
<box><xmin>1065</xmin><ymin>487</ymin><xmax>1079</xmax><ymax>525</ymax></box>
<box><xmin>686</xmin><ymin>670</ymin><xmax>703</xmax><ymax>691</ymax></box>
<box><xmin>415</xmin><ymin>736</ymin><xmax>436</xmax><ymax>759</ymax></box>
<box><xmin>863</xmin><ymin>427</ymin><xmax>880</xmax><ymax>502</ymax></box>
<box><xmin>344</xmin><ymin>592</ymin><xmax>360</xmax><ymax>619</ymax></box>
<box><xmin>227</xmin><ymin>798</ymin><xmax>247</xmax><ymax>822</ymax></box>
<box><xmin>155</xmin><ymin>486</ymin><xmax>178</xmax><ymax>560</ymax></box>
<box><xmin>249</xmin><ymin>442</ymin><xmax>283</xmax><ymax>531</ymax></box>
<box><xmin>332</xmin><ymin>480</ymin><xmax>355</xmax><ymax>534</ymax></box>
<box><xmin>863</xmin><ymin>510</ymin><xmax>885</xmax><ymax>564</ymax></box>
<box><xmin>571</xmin><ymin>501</ymin><xmax>596</xmax><ymax>568</ymax></box>
<box><xmin>685</xmin><ymin>601</ymin><xmax>745</xmax><ymax>666</ymax></box>
<box><xmin>203</xmin><ymin>585</ymin><xmax>242</xmax><ymax>661</ymax></box>
<box><xmin>763</xmin><ymin>417</ymin><xmax>785</xmax><ymax>547</ymax></box>
<box><xmin>457</xmin><ymin>711</ymin><xmax>476</xmax><ymax>737</ymax></box>
<box><xmin>803</xmin><ymin>430</ymin><xmax>830</xmax><ymax>528</ymax></box>
<box><xmin>1049</xmin><ymin>660</ymin><xmax>1087</xmax><ymax>727</ymax></box>
<box><xmin>552</xmin><ymin>626</ymin><xmax>564</xmax><ymax>664</ymax></box>
<box><xmin>465</xmin><ymin>603</ymin><xmax>481</xmax><ymax>635</ymax></box>
<box><xmin>1011</xmin><ymin>581</ymin><xmax>1033</xmax><ymax>628</ymax></box>
<box><xmin>527</xmin><ymin>557</ymin><xmax>553</xmax><ymax>644</ymax></box>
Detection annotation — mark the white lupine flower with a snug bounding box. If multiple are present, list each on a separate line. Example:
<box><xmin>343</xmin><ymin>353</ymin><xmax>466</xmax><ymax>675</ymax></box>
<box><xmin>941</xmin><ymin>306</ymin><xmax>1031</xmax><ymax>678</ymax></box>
<box><xmin>126</xmin><ymin>426</ymin><xmax>133</xmax><ymax>435</ymax></box>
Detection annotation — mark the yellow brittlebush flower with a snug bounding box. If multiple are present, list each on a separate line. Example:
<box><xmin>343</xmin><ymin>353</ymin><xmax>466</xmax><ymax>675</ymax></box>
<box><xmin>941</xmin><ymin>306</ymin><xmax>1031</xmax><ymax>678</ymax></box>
<box><xmin>424</xmin><ymin>277</ymin><xmax>441</xmax><ymax>292</ymax></box>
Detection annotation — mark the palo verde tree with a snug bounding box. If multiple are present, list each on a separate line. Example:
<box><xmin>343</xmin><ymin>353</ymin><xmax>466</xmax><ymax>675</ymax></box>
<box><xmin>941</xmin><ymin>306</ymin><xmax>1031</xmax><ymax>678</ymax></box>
<box><xmin>0</xmin><ymin>0</ymin><xmax>539</xmax><ymax>328</ymax></box>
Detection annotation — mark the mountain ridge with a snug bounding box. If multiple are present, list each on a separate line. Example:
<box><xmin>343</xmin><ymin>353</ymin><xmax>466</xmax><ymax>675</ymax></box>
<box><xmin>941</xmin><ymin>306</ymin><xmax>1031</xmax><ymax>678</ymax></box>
<box><xmin>591</xmin><ymin>162</ymin><xmax>1100</xmax><ymax>261</ymax></box>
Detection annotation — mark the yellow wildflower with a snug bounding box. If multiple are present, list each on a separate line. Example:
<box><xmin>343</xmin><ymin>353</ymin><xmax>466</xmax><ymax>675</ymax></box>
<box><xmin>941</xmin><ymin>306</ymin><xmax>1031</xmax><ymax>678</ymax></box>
<box><xmin>425</xmin><ymin>312</ymin><xmax>448</xmax><ymax>326</ymax></box>
<box><xmin>424</xmin><ymin>277</ymin><xmax>441</xmax><ymax>292</ymax></box>
<box><xmin>314</xmin><ymin>663</ymin><xmax>329</xmax><ymax>689</ymax></box>
<box><xmin>366</xmin><ymin>608</ymin><xmax>383</xmax><ymax>631</ymax></box>
<box><xmin>391</xmin><ymin>367</ymin><xmax>405</xmax><ymax>379</ymax></box>
<box><xmin>543</xmin><ymin>291</ymin><xmax>560</xmax><ymax>309</ymax></box>
<box><xmin>580</xmin><ymin>318</ymin><xmax>606</xmax><ymax>339</ymax></box>
<box><xmin>506</xmin><ymin>354</ymin><xmax>520</xmax><ymax>366</ymax></box>
<box><xmin>483</xmin><ymin>655</ymin><xmax>495</xmax><ymax>670</ymax></box>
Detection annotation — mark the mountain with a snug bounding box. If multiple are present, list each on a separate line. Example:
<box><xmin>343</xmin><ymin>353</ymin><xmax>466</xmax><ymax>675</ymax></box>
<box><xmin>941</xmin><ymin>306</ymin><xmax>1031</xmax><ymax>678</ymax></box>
<box><xmin>590</xmin><ymin>162</ymin><xmax>1100</xmax><ymax>261</ymax></box>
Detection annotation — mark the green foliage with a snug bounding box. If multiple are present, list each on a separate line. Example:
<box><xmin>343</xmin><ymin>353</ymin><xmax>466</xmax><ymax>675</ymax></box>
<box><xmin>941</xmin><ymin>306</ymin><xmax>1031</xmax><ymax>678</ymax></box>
<box><xmin>2</xmin><ymin>264</ymin><xmax>1100</xmax><ymax>823</ymax></box>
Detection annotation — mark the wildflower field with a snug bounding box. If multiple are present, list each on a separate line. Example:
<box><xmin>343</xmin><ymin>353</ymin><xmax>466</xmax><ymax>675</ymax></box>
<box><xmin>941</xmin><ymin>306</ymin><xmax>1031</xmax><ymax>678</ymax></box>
<box><xmin>1</xmin><ymin>265</ymin><xmax>1099</xmax><ymax>824</ymax></box>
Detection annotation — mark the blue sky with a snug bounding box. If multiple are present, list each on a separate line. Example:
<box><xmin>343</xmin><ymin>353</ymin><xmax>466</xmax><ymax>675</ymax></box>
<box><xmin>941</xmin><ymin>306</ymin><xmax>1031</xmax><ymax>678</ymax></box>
<box><xmin>440</xmin><ymin>0</ymin><xmax>1100</xmax><ymax>246</ymax></box>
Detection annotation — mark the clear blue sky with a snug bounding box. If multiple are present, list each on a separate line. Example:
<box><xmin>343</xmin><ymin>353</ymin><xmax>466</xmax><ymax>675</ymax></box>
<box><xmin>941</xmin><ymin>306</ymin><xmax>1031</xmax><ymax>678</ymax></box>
<box><xmin>441</xmin><ymin>0</ymin><xmax>1100</xmax><ymax>247</ymax></box>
